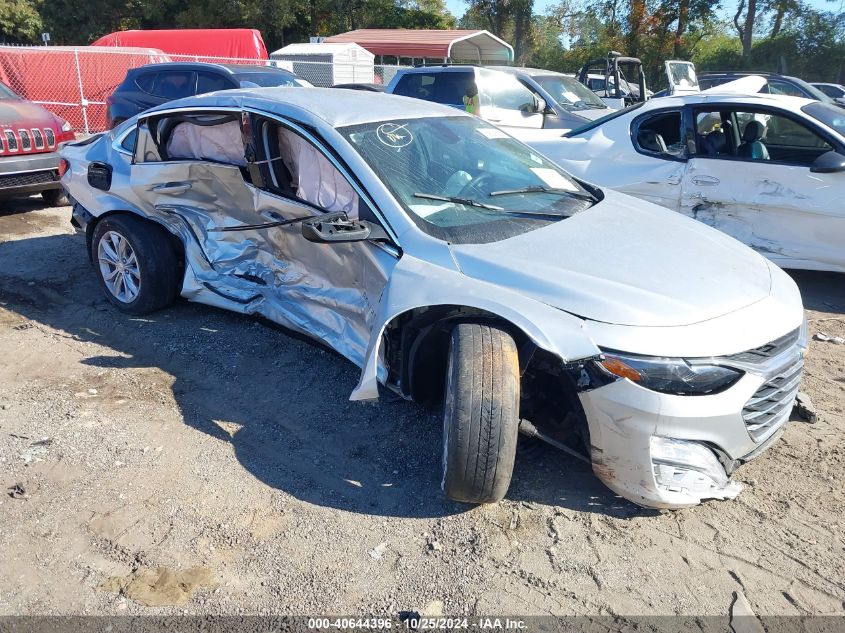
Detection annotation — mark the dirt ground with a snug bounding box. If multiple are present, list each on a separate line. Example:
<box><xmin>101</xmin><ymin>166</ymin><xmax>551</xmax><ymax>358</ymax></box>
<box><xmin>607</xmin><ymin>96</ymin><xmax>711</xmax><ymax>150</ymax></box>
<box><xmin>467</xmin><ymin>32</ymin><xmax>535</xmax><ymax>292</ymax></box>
<box><xmin>0</xmin><ymin>198</ymin><xmax>843</xmax><ymax>618</ymax></box>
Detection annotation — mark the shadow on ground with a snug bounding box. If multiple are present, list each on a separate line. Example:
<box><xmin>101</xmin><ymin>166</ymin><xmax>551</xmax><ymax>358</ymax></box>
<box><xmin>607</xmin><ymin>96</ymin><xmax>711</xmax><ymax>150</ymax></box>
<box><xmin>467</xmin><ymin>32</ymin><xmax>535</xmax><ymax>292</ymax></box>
<box><xmin>14</xmin><ymin>232</ymin><xmax>841</xmax><ymax>519</ymax></box>
<box><xmin>788</xmin><ymin>270</ymin><xmax>845</xmax><ymax>315</ymax></box>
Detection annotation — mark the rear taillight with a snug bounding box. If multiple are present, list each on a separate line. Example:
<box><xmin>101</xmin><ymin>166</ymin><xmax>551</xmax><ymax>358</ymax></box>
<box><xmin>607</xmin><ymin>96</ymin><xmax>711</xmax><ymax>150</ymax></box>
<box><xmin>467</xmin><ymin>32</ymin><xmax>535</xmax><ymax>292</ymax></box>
<box><xmin>58</xmin><ymin>158</ymin><xmax>69</xmax><ymax>178</ymax></box>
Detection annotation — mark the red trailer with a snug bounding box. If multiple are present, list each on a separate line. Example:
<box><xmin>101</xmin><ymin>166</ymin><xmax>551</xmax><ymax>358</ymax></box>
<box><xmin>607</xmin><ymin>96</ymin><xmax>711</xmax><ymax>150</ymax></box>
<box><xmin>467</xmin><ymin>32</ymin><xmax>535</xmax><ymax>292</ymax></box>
<box><xmin>91</xmin><ymin>29</ymin><xmax>269</xmax><ymax>62</ymax></box>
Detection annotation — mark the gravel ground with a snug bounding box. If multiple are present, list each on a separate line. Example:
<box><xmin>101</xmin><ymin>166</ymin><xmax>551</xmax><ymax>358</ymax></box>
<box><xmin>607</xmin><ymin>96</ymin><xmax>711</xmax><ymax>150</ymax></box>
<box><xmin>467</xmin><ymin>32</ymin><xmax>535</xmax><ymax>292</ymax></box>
<box><xmin>0</xmin><ymin>199</ymin><xmax>843</xmax><ymax>617</ymax></box>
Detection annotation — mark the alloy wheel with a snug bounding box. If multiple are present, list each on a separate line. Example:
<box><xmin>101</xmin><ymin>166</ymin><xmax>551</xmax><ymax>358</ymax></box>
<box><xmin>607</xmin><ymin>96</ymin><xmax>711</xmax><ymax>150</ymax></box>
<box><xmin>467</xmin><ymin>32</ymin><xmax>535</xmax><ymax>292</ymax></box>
<box><xmin>97</xmin><ymin>230</ymin><xmax>141</xmax><ymax>304</ymax></box>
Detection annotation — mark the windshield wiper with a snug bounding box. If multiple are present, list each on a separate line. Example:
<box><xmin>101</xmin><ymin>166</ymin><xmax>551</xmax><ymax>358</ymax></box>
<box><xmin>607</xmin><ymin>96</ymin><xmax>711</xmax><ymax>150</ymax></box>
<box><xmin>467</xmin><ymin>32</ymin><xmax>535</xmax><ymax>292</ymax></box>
<box><xmin>489</xmin><ymin>185</ymin><xmax>596</xmax><ymax>202</ymax></box>
<box><xmin>413</xmin><ymin>192</ymin><xmax>503</xmax><ymax>211</ymax></box>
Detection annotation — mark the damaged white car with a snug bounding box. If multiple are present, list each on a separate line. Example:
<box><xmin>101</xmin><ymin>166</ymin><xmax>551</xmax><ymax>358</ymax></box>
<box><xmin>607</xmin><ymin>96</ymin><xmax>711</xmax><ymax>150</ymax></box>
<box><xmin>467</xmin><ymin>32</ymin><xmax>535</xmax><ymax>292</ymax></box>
<box><xmin>61</xmin><ymin>88</ymin><xmax>806</xmax><ymax>509</ymax></box>
<box><xmin>527</xmin><ymin>92</ymin><xmax>845</xmax><ymax>272</ymax></box>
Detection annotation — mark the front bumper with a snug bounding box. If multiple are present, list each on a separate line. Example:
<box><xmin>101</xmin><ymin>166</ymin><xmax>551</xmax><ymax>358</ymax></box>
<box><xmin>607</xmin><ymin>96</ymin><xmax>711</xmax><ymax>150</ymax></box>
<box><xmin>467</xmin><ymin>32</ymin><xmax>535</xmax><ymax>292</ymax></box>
<box><xmin>578</xmin><ymin>341</ymin><xmax>804</xmax><ymax>509</ymax></box>
<box><xmin>0</xmin><ymin>152</ymin><xmax>61</xmax><ymax>196</ymax></box>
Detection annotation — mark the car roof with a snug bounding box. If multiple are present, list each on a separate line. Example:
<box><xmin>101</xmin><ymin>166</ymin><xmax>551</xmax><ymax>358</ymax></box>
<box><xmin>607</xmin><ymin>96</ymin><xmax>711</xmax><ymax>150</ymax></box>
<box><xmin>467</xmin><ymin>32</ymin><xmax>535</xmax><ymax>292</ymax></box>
<box><xmin>641</xmin><ymin>92</ymin><xmax>816</xmax><ymax>109</ymax></box>
<box><xmin>700</xmin><ymin>71</ymin><xmax>795</xmax><ymax>79</ymax></box>
<box><xmin>399</xmin><ymin>65</ymin><xmax>479</xmax><ymax>73</ymax></box>
<box><xmin>144</xmin><ymin>86</ymin><xmax>468</xmax><ymax>128</ymax></box>
<box><xmin>221</xmin><ymin>64</ymin><xmax>294</xmax><ymax>75</ymax></box>
<box><xmin>487</xmin><ymin>66</ymin><xmax>574</xmax><ymax>78</ymax></box>
<box><xmin>131</xmin><ymin>62</ymin><xmax>293</xmax><ymax>75</ymax></box>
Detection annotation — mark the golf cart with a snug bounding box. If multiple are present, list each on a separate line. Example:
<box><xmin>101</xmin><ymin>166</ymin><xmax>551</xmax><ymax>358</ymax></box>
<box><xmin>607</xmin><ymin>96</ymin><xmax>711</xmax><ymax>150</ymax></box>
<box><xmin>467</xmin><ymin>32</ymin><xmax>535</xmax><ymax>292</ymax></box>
<box><xmin>578</xmin><ymin>51</ymin><xmax>648</xmax><ymax>108</ymax></box>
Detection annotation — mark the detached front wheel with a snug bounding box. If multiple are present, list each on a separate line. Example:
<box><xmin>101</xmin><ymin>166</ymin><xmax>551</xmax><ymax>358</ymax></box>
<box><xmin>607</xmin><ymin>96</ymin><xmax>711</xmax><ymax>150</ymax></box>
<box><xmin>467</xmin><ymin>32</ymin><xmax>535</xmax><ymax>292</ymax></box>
<box><xmin>442</xmin><ymin>323</ymin><xmax>520</xmax><ymax>504</ymax></box>
<box><xmin>92</xmin><ymin>215</ymin><xmax>180</xmax><ymax>315</ymax></box>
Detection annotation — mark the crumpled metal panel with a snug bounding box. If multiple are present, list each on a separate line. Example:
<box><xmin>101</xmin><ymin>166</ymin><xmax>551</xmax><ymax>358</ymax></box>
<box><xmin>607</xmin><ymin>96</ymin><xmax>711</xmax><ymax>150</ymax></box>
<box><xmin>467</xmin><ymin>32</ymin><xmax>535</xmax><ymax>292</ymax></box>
<box><xmin>129</xmin><ymin>160</ymin><xmax>394</xmax><ymax>369</ymax></box>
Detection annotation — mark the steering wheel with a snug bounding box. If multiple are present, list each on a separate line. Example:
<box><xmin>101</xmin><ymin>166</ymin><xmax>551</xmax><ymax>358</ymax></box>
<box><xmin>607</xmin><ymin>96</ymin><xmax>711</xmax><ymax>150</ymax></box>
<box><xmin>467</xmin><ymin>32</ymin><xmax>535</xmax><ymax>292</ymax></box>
<box><xmin>457</xmin><ymin>172</ymin><xmax>496</xmax><ymax>198</ymax></box>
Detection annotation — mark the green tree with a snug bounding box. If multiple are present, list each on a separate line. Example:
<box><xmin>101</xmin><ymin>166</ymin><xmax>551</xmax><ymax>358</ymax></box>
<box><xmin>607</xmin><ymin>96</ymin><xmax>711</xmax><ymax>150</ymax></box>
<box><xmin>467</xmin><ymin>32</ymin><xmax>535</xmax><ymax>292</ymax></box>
<box><xmin>460</xmin><ymin>0</ymin><xmax>534</xmax><ymax>62</ymax></box>
<box><xmin>0</xmin><ymin>0</ymin><xmax>43</xmax><ymax>43</ymax></box>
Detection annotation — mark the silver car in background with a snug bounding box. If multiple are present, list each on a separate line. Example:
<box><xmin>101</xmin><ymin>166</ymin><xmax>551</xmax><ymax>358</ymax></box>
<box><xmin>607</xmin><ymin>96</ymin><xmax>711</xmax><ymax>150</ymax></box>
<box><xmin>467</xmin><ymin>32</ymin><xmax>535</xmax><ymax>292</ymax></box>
<box><xmin>60</xmin><ymin>89</ymin><xmax>806</xmax><ymax>509</ymax></box>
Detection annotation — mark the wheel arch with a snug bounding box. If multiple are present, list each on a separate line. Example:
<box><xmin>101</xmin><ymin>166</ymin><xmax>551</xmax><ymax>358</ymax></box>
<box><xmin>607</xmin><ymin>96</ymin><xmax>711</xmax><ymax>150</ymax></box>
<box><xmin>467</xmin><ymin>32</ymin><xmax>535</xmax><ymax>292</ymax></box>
<box><xmin>382</xmin><ymin>302</ymin><xmax>603</xmax><ymax>461</ymax></box>
<box><xmin>85</xmin><ymin>208</ymin><xmax>185</xmax><ymax>268</ymax></box>
<box><xmin>383</xmin><ymin>304</ymin><xmax>537</xmax><ymax>403</ymax></box>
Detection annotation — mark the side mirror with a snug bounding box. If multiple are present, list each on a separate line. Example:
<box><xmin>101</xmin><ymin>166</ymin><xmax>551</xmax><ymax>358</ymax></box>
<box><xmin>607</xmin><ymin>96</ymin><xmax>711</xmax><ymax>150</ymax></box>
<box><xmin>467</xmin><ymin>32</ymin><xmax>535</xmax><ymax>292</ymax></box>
<box><xmin>301</xmin><ymin>214</ymin><xmax>388</xmax><ymax>243</ymax></box>
<box><xmin>810</xmin><ymin>150</ymin><xmax>845</xmax><ymax>173</ymax></box>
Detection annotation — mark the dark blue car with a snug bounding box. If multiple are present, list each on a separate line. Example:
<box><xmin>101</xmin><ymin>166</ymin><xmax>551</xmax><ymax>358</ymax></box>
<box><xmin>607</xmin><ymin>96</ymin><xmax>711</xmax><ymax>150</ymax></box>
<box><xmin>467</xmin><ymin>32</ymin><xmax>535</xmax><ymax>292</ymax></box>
<box><xmin>106</xmin><ymin>62</ymin><xmax>308</xmax><ymax>128</ymax></box>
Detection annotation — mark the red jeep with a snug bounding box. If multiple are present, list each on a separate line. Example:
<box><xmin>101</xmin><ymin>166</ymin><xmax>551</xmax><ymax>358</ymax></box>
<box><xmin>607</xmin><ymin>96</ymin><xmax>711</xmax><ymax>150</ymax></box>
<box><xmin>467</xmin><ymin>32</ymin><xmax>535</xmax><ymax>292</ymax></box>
<box><xmin>0</xmin><ymin>80</ymin><xmax>75</xmax><ymax>205</ymax></box>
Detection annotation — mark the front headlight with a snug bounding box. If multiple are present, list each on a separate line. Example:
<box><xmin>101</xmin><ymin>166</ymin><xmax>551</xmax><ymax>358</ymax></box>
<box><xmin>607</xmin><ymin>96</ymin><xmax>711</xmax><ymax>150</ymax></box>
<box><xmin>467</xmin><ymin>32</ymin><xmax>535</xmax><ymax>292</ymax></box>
<box><xmin>61</xmin><ymin>119</ymin><xmax>72</xmax><ymax>132</ymax></box>
<box><xmin>597</xmin><ymin>351</ymin><xmax>742</xmax><ymax>396</ymax></box>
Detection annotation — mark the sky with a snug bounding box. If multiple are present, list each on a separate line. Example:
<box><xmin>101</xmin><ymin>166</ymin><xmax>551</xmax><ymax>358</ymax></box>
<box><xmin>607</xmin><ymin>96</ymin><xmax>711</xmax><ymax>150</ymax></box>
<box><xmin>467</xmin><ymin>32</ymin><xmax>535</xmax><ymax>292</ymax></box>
<box><xmin>444</xmin><ymin>0</ymin><xmax>843</xmax><ymax>23</ymax></box>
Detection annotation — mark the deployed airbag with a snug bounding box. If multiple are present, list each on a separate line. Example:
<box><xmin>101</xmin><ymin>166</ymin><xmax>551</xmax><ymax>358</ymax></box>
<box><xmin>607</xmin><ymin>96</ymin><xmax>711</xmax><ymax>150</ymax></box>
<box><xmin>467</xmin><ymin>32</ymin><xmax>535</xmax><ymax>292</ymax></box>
<box><xmin>167</xmin><ymin>120</ymin><xmax>247</xmax><ymax>166</ymax></box>
<box><xmin>278</xmin><ymin>129</ymin><xmax>359</xmax><ymax>217</ymax></box>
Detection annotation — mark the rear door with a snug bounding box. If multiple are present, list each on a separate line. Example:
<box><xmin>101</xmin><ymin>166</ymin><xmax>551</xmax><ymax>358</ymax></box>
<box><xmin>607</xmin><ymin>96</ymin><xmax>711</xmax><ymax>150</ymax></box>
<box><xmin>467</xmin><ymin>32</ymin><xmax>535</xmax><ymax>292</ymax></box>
<box><xmin>680</xmin><ymin>104</ymin><xmax>845</xmax><ymax>271</ymax></box>
<box><xmin>129</xmin><ymin>109</ymin><xmax>272</xmax><ymax>300</ymax></box>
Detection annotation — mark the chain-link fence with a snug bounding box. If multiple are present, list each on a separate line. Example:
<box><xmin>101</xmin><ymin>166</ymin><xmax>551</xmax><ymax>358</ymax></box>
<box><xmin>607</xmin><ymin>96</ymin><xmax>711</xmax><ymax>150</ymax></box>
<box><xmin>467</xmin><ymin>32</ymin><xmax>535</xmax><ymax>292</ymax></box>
<box><xmin>0</xmin><ymin>45</ymin><xmax>409</xmax><ymax>135</ymax></box>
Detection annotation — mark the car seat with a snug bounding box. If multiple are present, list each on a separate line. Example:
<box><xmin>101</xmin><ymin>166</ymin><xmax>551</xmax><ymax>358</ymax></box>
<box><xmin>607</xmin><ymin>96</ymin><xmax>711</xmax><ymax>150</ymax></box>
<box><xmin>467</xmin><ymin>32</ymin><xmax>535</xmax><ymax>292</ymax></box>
<box><xmin>738</xmin><ymin>120</ymin><xmax>770</xmax><ymax>160</ymax></box>
<box><xmin>700</xmin><ymin>130</ymin><xmax>727</xmax><ymax>157</ymax></box>
<box><xmin>638</xmin><ymin>129</ymin><xmax>668</xmax><ymax>154</ymax></box>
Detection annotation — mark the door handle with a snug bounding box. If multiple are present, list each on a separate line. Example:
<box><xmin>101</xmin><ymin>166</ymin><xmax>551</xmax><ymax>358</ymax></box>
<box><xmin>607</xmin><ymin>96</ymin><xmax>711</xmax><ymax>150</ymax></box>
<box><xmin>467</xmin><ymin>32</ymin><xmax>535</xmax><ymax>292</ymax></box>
<box><xmin>692</xmin><ymin>175</ymin><xmax>720</xmax><ymax>186</ymax></box>
<box><xmin>152</xmin><ymin>182</ymin><xmax>192</xmax><ymax>194</ymax></box>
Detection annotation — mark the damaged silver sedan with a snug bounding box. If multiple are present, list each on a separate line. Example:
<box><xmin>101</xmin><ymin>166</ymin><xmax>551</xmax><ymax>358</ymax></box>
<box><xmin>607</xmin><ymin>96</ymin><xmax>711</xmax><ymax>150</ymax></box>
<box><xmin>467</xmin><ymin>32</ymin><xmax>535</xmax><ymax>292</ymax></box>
<box><xmin>61</xmin><ymin>88</ymin><xmax>807</xmax><ymax>508</ymax></box>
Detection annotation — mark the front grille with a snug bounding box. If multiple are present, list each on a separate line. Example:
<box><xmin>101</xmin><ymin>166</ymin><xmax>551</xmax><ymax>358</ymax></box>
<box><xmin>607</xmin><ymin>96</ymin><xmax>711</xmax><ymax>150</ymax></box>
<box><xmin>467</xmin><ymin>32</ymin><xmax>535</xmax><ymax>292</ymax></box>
<box><xmin>742</xmin><ymin>356</ymin><xmax>803</xmax><ymax>442</ymax></box>
<box><xmin>726</xmin><ymin>328</ymin><xmax>799</xmax><ymax>364</ymax></box>
<box><xmin>5</xmin><ymin>130</ymin><xmax>18</xmax><ymax>152</ymax></box>
<box><xmin>0</xmin><ymin>170</ymin><xmax>57</xmax><ymax>189</ymax></box>
<box><xmin>31</xmin><ymin>129</ymin><xmax>44</xmax><ymax>150</ymax></box>
<box><xmin>18</xmin><ymin>129</ymin><xmax>31</xmax><ymax>151</ymax></box>
<box><xmin>44</xmin><ymin>128</ymin><xmax>55</xmax><ymax>148</ymax></box>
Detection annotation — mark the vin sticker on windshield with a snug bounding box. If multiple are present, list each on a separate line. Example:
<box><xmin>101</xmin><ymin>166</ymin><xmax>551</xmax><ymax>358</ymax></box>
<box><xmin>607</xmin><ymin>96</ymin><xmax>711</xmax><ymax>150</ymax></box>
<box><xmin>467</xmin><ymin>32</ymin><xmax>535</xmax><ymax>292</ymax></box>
<box><xmin>478</xmin><ymin>128</ymin><xmax>509</xmax><ymax>139</ymax></box>
<box><xmin>530</xmin><ymin>167</ymin><xmax>578</xmax><ymax>191</ymax></box>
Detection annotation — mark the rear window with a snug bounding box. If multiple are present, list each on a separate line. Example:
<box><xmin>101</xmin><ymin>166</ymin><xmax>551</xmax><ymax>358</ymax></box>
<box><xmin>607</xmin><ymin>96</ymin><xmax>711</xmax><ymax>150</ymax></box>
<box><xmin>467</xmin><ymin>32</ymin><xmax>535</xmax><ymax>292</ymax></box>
<box><xmin>393</xmin><ymin>71</ymin><xmax>475</xmax><ymax>107</ymax></box>
<box><xmin>698</xmin><ymin>77</ymin><xmax>725</xmax><ymax>90</ymax></box>
<box><xmin>763</xmin><ymin>79</ymin><xmax>806</xmax><ymax>98</ymax></box>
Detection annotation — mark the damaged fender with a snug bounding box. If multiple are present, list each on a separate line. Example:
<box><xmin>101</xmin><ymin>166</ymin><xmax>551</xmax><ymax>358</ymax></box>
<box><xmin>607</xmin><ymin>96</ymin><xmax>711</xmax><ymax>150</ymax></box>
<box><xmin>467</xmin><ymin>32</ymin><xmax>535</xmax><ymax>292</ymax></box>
<box><xmin>350</xmin><ymin>252</ymin><xmax>600</xmax><ymax>401</ymax></box>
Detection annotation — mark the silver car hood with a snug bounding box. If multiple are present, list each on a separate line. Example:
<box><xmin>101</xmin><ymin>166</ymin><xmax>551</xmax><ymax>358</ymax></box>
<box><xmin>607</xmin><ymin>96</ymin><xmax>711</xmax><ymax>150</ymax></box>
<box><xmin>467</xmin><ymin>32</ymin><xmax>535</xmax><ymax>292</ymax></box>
<box><xmin>449</xmin><ymin>192</ymin><xmax>772</xmax><ymax>327</ymax></box>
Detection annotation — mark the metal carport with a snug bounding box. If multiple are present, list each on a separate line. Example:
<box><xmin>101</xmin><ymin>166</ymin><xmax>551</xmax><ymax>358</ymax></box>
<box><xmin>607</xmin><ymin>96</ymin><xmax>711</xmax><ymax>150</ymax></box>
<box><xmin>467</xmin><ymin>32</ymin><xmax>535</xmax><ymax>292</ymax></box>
<box><xmin>324</xmin><ymin>29</ymin><xmax>514</xmax><ymax>63</ymax></box>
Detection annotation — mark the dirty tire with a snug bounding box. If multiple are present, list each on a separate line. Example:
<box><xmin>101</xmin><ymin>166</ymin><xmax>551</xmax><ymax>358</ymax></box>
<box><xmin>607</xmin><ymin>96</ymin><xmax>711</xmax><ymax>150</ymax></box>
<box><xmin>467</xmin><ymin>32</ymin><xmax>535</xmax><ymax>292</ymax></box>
<box><xmin>92</xmin><ymin>214</ymin><xmax>180</xmax><ymax>315</ymax></box>
<box><xmin>442</xmin><ymin>322</ymin><xmax>520</xmax><ymax>504</ymax></box>
<box><xmin>41</xmin><ymin>188</ymin><xmax>68</xmax><ymax>206</ymax></box>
